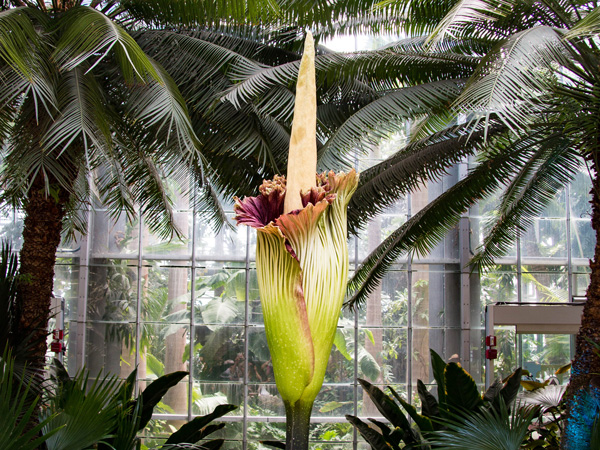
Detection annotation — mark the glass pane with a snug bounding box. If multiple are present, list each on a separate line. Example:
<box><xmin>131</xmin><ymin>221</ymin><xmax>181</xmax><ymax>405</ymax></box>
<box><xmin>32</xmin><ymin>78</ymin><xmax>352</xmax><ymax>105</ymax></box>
<box><xmin>90</xmin><ymin>210</ymin><xmax>140</xmax><ymax>257</ymax></box>
<box><xmin>521</xmin><ymin>267</ymin><xmax>568</xmax><ymax>303</ymax></box>
<box><xmin>85</xmin><ymin>322</ymin><xmax>136</xmax><ymax>379</ymax></box>
<box><xmin>521</xmin><ymin>218</ymin><xmax>567</xmax><ymax>260</ymax></box>
<box><xmin>87</xmin><ymin>261</ymin><xmax>138</xmax><ymax>321</ymax></box>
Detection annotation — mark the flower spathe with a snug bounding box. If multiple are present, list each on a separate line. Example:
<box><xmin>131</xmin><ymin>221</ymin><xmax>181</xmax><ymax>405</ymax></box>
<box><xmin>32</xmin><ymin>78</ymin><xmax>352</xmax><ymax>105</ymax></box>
<box><xmin>234</xmin><ymin>169</ymin><xmax>358</xmax><ymax>406</ymax></box>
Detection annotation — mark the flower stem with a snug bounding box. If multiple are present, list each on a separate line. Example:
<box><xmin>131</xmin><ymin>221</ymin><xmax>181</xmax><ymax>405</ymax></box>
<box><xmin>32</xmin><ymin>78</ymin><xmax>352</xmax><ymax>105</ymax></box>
<box><xmin>284</xmin><ymin>399</ymin><xmax>313</xmax><ymax>450</ymax></box>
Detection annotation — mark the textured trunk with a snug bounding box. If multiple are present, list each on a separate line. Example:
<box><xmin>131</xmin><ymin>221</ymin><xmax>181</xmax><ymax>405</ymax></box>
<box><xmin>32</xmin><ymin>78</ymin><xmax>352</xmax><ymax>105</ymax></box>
<box><xmin>564</xmin><ymin>168</ymin><xmax>600</xmax><ymax>449</ymax></box>
<box><xmin>18</xmin><ymin>177</ymin><xmax>68</xmax><ymax>368</ymax></box>
<box><xmin>18</xmin><ymin>175</ymin><xmax>70</xmax><ymax>370</ymax></box>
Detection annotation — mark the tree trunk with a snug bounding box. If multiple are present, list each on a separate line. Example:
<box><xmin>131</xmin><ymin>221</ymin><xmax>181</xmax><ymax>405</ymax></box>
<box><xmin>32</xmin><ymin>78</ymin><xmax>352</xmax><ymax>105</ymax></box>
<box><xmin>564</xmin><ymin>169</ymin><xmax>600</xmax><ymax>449</ymax></box>
<box><xmin>18</xmin><ymin>175</ymin><xmax>70</xmax><ymax>370</ymax></box>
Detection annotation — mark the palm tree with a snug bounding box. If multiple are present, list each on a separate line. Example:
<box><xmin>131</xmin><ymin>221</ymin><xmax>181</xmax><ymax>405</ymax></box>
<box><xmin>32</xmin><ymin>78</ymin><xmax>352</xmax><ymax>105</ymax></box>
<box><xmin>342</xmin><ymin>0</ymin><xmax>600</xmax><ymax>446</ymax></box>
<box><xmin>0</xmin><ymin>0</ymin><xmax>291</xmax><ymax>369</ymax></box>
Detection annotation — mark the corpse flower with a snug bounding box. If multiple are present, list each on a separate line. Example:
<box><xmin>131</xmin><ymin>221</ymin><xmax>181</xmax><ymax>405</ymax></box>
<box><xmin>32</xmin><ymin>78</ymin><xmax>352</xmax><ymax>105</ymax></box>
<box><xmin>234</xmin><ymin>32</ymin><xmax>358</xmax><ymax>450</ymax></box>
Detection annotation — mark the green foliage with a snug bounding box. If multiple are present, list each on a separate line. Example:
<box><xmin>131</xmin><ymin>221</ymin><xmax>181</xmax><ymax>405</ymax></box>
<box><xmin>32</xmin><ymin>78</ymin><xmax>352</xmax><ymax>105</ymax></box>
<box><xmin>344</xmin><ymin>0</ymin><xmax>600</xmax><ymax>310</ymax></box>
<box><xmin>347</xmin><ymin>350</ymin><xmax>523</xmax><ymax>449</ymax></box>
<box><xmin>0</xmin><ymin>350</ymin><xmax>58</xmax><ymax>450</ymax></box>
<box><xmin>37</xmin><ymin>360</ymin><xmax>237</xmax><ymax>450</ymax></box>
<box><xmin>430</xmin><ymin>399</ymin><xmax>539</xmax><ymax>450</ymax></box>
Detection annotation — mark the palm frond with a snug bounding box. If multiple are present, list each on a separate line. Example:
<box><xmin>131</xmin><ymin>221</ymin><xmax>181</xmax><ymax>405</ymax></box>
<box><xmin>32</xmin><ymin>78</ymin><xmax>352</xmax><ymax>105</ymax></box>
<box><xmin>0</xmin><ymin>9</ymin><xmax>56</xmax><ymax>116</ymax></box>
<box><xmin>566</xmin><ymin>5</ymin><xmax>600</xmax><ymax>39</ymax></box>
<box><xmin>375</xmin><ymin>0</ymin><xmax>457</xmax><ymax>36</ymax></box>
<box><xmin>43</xmin><ymin>370</ymin><xmax>122</xmax><ymax>450</ymax></box>
<box><xmin>454</xmin><ymin>25</ymin><xmax>567</xmax><ymax>135</ymax></box>
<box><xmin>126</xmin><ymin>58</ymin><xmax>201</xmax><ymax>157</ymax></box>
<box><xmin>0</xmin><ymin>7</ymin><xmax>45</xmax><ymax>82</ymax></box>
<box><xmin>117</xmin><ymin>0</ymin><xmax>282</xmax><ymax>28</ymax></box>
<box><xmin>134</xmin><ymin>29</ymin><xmax>257</xmax><ymax>84</ymax></box>
<box><xmin>347</xmin><ymin>121</ymin><xmax>507</xmax><ymax>235</ymax></box>
<box><xmin>427</xmin><ymin>0</ymin><xmax>513</xmax><ymax>47</ymax></box>
<box><xmin>0</xmin><ymin>350</ymin><xmax>58</xmax><ymax>450</ymax></box>
<box><xmin>54</xmin><ymin>6</ymin><xmax>160</xmax><ymax>82</ymax></box>
<box><xmin>318</xmin><ymin>79</ymin><xmax>465</xmax><ymax>170</ymax></box>
<box><xmin>42</xmin><ymin>67</ymin><xmax>112</xmax><ymax>156</ymax></box>
<box><xmin>346</xmin><ymin>133</ymin><xmax>534</xmax><ymax>309</ymax></box>
<box><xmin>194</xmin><ymin>178</ymin><xmax>232</xmax><ymax>234</ymax></box>
<box><xmin>430</xmin><ymin>401</ymin><xmax>538</xmax><ymax>450</ymax></box>
<box><xmin>471</xmin><ymin>139</ymin><xmax>581</xmax><ymax>270</ymax></box>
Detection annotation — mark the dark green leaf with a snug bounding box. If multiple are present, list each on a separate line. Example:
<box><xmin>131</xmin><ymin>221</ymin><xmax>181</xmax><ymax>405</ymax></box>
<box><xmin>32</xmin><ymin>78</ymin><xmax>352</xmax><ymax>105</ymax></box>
<box><xmin>444</xmin><ymin>363</ymin><xmax>483</xmax><ymax>414</ymax></box>
<box><xmin>164</xmin><ymin>404</ymin><xmax>237</xmax><ymax>445</ymax></box>
<box><xmin>138</xmin><ymin>371</ymin><xmax>188</xmax><ymax>429</ymax></box>
<box><xmin>430</xmin><ymin>349</ymin><xmax>447</xmax><ymax>408</ymax></box>
<box><xmin>357</xmin><ymin>378</ymin><xmax>411</xmax><ymax>431</ymax></box>
<box><xmin>346</xmin><ymin>415</ymin><xmax>397</xmax><ymax>450</ymax></box>
<box><xmin>417</xmin><ymin>379</ymin><xmax>439</xmax><ymax>420</ymax></box>
<box><xmin>499</xmin><ymin>368</ymin><xmax>522</xmax><ymax>407</ymax></box>
<box><xmin>389</xmin><ymin>386</ymin><xmax>434</xmax><ymax>432</ymax></box>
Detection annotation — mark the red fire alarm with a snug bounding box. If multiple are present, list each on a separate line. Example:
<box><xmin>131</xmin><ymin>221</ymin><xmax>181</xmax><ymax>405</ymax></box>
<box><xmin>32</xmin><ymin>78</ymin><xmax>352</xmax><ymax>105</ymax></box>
<box><xmin>486</xmin><ymin>348</ymin><xmax>498</xmax><ymax>359</ymax></box>
<box><xmin>50</xmin><ymin>340</ymin><xmax>63</xmax><ymax>353</ymax></box>
<box><xmin>485</xmin><ymin>335</ymin><xmax>497</xmax><ymax>347</ymax></box>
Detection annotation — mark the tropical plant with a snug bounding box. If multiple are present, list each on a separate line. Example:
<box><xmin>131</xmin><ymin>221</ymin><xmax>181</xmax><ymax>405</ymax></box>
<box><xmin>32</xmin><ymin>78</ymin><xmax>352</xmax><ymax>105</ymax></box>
<box><xmin>429</xmin><ymin>399</ymin><xmax>539</xmax><ymax>450</ymax></box>
<box><xmin>340</xmin><ymin>1</ymin><xmax>600</xmax><ymax>446</ymax></box>
<box><xmin>346</xmin><ymin>349</ymin><xmax>522</xmax><ymax>449</ymax></box>
<box><xmin>41</xmin><ymin>359</ymin><xmax>237</xmax><ymax>450</ymax></box>
<box><xmin>0</xmin><ymin>0</ymin><xmax>220</xmax><ymax>370</ymax></box>
<box><xmin>234</xmin><ymin>33</ymin><xmax>359</xmax><ymax>450</ymax></box>
<box><xmin>0</xmin><ymin>349</ymin><xmax>58</xmax><ymax>450</ymax></box>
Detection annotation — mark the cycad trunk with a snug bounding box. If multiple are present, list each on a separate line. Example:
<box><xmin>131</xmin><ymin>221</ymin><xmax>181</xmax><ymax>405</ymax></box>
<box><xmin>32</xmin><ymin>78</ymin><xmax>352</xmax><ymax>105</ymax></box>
<box><xmin>564</xmin><ymin>169</ymin><xmax>600</xmax><ymax>448</ymax></box>
<box><xmin>17</xmin><ymin>175</ymin><xmax>70</xmax><ymax>370</ymax></box>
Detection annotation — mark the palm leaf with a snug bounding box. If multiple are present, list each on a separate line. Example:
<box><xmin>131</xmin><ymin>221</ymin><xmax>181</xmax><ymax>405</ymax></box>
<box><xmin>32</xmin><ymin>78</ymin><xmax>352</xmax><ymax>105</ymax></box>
<box><xmin>430</xmin><ymin>401</ymin><xmax>538</xmax><ymax>450</ymax></box>
<box><xmin>125</xmin><ymin>58</ymin><xmax>201</xmax><ymax>157</ymax></box>
<box><xmin>471</xmin><ymin>140</ymin><xmax>581</xmax><ymax>269</ymax></box>
<box><xmin>0</xmin><ymin>350</ymin><xmax>59</xmax><ymax>450</ymax></box>
<box><xmin>42</xmin><ymin>67</ymin><xmax>112</xmax><ymax>156</ymax></box>
<box><xmin>318</xmin><ymin>79</ymin><xmax>465</xmax><ymax>169</ymax></box>
<box><xmin>118</xmin><ymin>0</ymin><xmax>281</xmax><ymax>28</ymax></box>
<box><xmin>346</xmin><ymin>133</ymin><xmax>534</xmax><ymax>309</ymax></box>
<box><xmin>347</xmin><ymin>121</ymin><xmax>506</xmax><ymax>234</ymax></box>
<box><xmin>43</xmin><ymin>371</ymin><xmax>122</xmax><ymax>450</ymax></box>
<box><xmin>426</xmin><ymin>0</ymin><xmax>511</xmax><ymax>47</ymax></box>
<box><xmin>453</xmin><ymin>25</ymin><xmax>566</xmax><ymax>135</ymax></box>
<box><xmin>565</xmin><ymin>5</ymin><xmax>600</xmax><ymax>39</ymax></box>
<box><xmin>54</xmin><ymin>6</ymin><xmax>159</xmax><ymax>82</ymax></box>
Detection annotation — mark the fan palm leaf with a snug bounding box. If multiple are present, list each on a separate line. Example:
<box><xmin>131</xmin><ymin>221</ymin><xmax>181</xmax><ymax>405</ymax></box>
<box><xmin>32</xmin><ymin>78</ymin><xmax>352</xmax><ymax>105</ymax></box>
<box><xmin>430</xmin><ymin>402</ymin><xmax>538</xmax><ymax>450</ymax></box>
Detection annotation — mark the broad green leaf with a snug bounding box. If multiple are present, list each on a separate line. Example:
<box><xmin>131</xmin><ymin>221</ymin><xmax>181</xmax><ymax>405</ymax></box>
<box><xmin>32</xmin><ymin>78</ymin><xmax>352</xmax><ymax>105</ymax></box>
<box><xmin>430</xmin><ymin>349</ymin><xmax>447</xmax><ymax>407</ymax></box>
<box><xmin>389</xmin><ymin>386</ymin><xmax>434</xmax><ymax>433</ymax></box>
<box><xmin>333</xmin><ymin>329</ymin><xmax>352</xmax><ymax>360</ymax></box>
<box><xmin>164</xmin><ymin>404</ymin><xmax>237</xmax><ymax>445</ymax></box>
<box><xmin>444</xmin><ymin>362</ymin><xmax>483</xmax><ymax>414</ymax></box>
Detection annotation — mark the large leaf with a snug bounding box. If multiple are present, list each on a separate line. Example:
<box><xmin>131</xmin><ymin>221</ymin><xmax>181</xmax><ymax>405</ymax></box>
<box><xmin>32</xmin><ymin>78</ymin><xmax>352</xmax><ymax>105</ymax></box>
<box><xmin>163</xmin><ymin>404</ymin><xmax>238</xmax><ymax>446</ymax></box>
<box><xmin>0</xmin><ymin>351</ymin><xmax>59</xmax><ymax>450</ymax></box>
<box><xmin>430</xmin><ymin>349</ymin><xmax>447</xmax><ymax>408</ymax></box>
<box><xmin>357</xmin><ymin>378</ymin><xmax>414</xmax><ymax>438</ymax></box>
<box><xmin>202</xmin><ymin>297</ymin><xmax>243</xmax><ymax>327</ymax></box>
<box><xmin>444</xmin><ymin>362</ymin><xmax>483</xmax><ymax>414</ymax></box>
<box><xmin>499</xmin><ymin>368</ymin><xmax>522</xmax><ymax>407</ymax></box>
<box><xmin>417</xmin><ymin>379</ymin><xmax>440</xmax><ymax>420</ymax></box>
<box><xmin>44</xmin><ymin>371</ymin><xmax>122</xmax><ymax>450</ymax></box>
<box><xmin>345</xmin><ymin>415</ymin><xmax>397</xmax><ymax>450</ymax></box>
<box><xmin>430</xmin><ymin>400</ymin><xmax>538</xmax><ymax>450</ymax></box>
<box><xmin>137</xmin><ymin>371</ymin><xmax>189</xmax><ymax>429</ymax></box>
<box><xmin>388</xmin><ymin>385</ymin><xmax>434</xmax><ymax>432</ymax></box>
<box><xmin>54</xmin><ymin>6</ymin><xmax>159</xmax><ymax>81</ymax></box>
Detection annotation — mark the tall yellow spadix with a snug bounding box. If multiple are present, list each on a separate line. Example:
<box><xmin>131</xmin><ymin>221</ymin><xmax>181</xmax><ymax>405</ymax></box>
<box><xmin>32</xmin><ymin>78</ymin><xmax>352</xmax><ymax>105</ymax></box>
<box><xmin>283</xmin><ymin>31</ymin><xmax>317</xmax><ymax>214</ymax></box>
